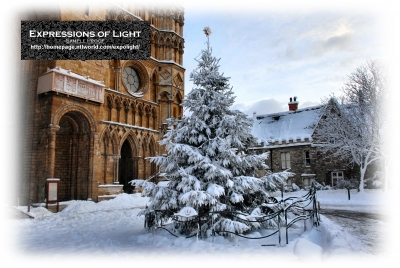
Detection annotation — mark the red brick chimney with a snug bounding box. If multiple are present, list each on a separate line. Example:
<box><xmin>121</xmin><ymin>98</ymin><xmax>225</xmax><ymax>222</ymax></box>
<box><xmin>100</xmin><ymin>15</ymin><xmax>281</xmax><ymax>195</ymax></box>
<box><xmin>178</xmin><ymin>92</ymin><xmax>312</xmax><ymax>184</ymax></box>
<box><xmin>288</xmin><ymin>96</ymin><xmax>299</xmax><ymax>111</ymax></box>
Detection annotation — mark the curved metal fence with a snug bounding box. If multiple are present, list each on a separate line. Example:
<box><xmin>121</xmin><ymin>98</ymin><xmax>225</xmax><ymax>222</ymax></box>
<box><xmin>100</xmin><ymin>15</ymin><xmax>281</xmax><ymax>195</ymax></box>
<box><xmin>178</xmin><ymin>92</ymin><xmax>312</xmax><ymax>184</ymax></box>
<box><xmin>144</xmin><ymin>183</ymin><xmax>320</xmax><ymax>245</ymax></box>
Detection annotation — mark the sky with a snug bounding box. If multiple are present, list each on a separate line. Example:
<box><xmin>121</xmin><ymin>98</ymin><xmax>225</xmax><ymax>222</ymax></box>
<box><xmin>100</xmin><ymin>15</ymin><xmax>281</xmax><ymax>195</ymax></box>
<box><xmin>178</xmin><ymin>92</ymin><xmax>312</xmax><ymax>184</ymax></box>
<box><xmin>182</xmin><ymin>1</ymin><xmax>392</xmax><ymax>116</ymax></box>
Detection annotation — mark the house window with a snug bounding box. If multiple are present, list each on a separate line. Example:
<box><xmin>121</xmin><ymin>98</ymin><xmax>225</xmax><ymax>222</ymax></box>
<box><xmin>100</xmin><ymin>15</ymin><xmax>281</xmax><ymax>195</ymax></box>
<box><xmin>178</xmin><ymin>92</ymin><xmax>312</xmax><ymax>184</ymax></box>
<box><xmin>280</xmin><ymin>152</ymin><xmax>291</xmax><ymax>169</ymax></box>
<box><xmin>331</xmin><ymin>171</ymin><xmax>344</xmax><ymax>186</ymax></box>
<box><xmin>304</xmin><ymin>151</ymin><xmax>311</xmax><ymax>167</ymax></box>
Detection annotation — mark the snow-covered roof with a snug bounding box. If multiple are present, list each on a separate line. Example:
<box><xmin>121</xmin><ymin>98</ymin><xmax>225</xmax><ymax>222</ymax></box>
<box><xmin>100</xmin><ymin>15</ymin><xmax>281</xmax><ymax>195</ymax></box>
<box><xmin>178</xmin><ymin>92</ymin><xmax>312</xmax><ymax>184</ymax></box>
<box><xmin>251</xmin><ymin>105</ymin><xmax>325</xmax><ymax>146</ymax></box>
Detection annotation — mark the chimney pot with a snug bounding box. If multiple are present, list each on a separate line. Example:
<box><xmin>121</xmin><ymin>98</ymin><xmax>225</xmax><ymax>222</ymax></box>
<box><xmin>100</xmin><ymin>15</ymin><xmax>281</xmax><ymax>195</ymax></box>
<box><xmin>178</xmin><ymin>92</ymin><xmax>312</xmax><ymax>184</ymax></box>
<box><xmin>288</xmin><ymin>96</ymin><xmax>299</xmax><ymax>111</ymax></box>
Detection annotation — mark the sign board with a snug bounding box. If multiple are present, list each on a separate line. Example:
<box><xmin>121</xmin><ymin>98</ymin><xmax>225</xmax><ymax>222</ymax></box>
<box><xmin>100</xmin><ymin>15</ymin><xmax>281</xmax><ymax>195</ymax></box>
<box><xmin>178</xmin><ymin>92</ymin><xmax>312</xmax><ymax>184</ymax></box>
<box><xmin>48</xmin><ymin>182</ymin><xmax>58</xmax><ymax>201</ymax></box>
<box><xmin>46</xmin><ymin>178</ymin><xmax>60</xmax><ymax>212</ymax></box>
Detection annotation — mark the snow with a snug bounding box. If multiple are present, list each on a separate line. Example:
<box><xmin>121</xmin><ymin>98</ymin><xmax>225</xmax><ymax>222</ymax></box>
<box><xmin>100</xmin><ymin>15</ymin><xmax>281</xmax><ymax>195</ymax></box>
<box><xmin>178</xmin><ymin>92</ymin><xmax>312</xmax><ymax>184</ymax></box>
<box><xmin>5</xmin><ymin>189</ymin><xmax>394</xmax><ymax>268</ymax></box>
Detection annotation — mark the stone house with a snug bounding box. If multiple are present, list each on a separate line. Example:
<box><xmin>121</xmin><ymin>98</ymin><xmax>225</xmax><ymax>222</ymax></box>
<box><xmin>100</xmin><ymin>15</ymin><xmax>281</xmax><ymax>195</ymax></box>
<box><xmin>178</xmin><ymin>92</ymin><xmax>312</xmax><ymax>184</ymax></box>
<box><xmin>20</xmin><ymin>3</ymin><xmax>185</xmax><ymax>203</ymax></box>
<box><xmin>250</xmin><ymin>97</ymin><xmax>358</xmax><ymax>188</ymax></box>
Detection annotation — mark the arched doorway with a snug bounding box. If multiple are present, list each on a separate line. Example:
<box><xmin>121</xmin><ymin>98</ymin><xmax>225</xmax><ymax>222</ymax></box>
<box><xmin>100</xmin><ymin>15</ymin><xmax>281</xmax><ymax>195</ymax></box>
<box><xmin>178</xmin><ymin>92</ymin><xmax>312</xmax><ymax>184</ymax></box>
<box><xmin>119</xmin><ymin>139</ymin><xmax>138</xmax><ymax>193</ymax></box>
<box><xmin>55</xmin><ymin>111</ymin><xmax>91</xmax><ymax>201</ymax></box>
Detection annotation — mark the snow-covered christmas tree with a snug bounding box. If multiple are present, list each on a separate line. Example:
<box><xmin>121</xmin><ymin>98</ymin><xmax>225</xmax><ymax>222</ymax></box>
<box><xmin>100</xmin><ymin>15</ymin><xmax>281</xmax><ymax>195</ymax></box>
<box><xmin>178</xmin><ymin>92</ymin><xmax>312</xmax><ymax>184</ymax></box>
<box><xmin>132</xmin><ymin>28</ymin><xmax>292</xmax><ymax>236</ymax></box>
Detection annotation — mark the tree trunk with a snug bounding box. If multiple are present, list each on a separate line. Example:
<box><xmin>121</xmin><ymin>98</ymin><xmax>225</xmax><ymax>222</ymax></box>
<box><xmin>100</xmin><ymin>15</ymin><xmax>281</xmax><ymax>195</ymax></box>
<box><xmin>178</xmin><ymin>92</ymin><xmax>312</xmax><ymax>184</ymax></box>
<box><xmin>359</xmin><ymin>165</ymin><xmax>366</xmax><ymax>192</ymax></box>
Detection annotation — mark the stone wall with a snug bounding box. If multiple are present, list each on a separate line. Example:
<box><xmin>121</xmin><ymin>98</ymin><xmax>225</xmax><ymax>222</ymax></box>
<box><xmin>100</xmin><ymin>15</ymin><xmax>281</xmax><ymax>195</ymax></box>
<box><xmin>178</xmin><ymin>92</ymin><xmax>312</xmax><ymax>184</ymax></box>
<box><xmin>21</xmin><ymin>3</ymin><xmax>185</xmax><ymax>203</ymax></box>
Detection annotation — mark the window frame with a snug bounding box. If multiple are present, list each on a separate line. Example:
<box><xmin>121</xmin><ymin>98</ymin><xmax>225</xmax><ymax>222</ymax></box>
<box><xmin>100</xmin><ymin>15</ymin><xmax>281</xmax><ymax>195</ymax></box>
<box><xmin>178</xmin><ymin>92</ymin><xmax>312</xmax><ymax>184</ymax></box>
<box><xmin>304</xmin><ymin>150</ymin><xmax>311</xmax><ymax>167</ymax></box>
<box><xmin>331</xmin><ymin>171</ymin><xmax>344</xmax><ymax>186</ymax></box>
<box><xmin>280</xmin><ymin>152</ymin><xmax>291</xmax><ymax>170</ymax></box>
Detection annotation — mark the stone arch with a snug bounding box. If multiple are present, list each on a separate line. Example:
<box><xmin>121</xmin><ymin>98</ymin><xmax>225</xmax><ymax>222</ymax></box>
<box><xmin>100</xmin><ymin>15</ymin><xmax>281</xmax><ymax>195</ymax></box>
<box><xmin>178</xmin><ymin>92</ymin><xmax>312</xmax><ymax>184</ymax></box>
<box><xmin>106</xmin><ymin>95</ymin><xmax>115</xmax><ymax>121</ymax></box>
<box><xmin>52</xmin><ymin>104</ymin><xmax>97</xmax><ymax>133</ymax></box>
<box><xmin>151</xmin><ymin>31</ymin><xmax>157</xmax><ymax>58</ymax></box>
<box><xmin>115</xmin><ymin>97</ymin><xmax>123</xmax><ymax>122</ymax></box>
<box><xmin>54</xmin><ymin>110</ymin><xmax>93</xmax><ymax>201</ymax></box>
<box><xmin>123</xmin><ymin>99</ymin><xmax>131</xmax><ymax>124</ymax></box>
<box><xmin>150</xmin><ymin>14</ymin><xmax>156</xmax><ymax>26</ymax></box>
<box><xmin>159</xmin><ymin>91</ymin><xmax>171</xmax><ymax>122</ymax></box>
<box><xmin>159</xmin><ymin>90</ymin><xmax>171</xmax><ymax>100</ymax></box>
<box><xmin>159</xmin><ymin>36</ymin><xmax>165</xmax><ymax>59</ymax></box>
<box><xmin>165</xmin><ymin>37</ymin><xmax>172</xmax><ymax>60</ymax></box>
<box><xmin>175</xmin><ymin>91</ymin><xmax>183</xmax><ymax>103</ymax></box>
<box><xmin>99</xmin><ymin>127</ymin><xmax>121</xmax><ymax>184</ymax></box>
<box><xmin>178</xmin><ymin>14</ymin><xmax>184</xmax><ymax>24</ymax></box>
<box><xmin>110</xmin><ymin>131</ymin><xmax>120</xmax><ymax>154</ymax></box>
<box><xmin>119</xmin><ymin>132</ymin><xmax>140</xmax><ymax>193</ymax></box>
<box><xmin>178</xmin><ymin>42</ymin><xmax>184</xmax><ymax>64</ymax></box>
<box><xmin>120</xmin><ymin>131</ymin><xmax>140</xmax><ymax>155</ymax></box>
<box><xmin>149</xmin><ymin>70</ymin><xmax>158</xmax><ymax>103</ymax></box>
<box><xmin>144</xmin><ymin>105</ymin><xmax>152</xmax><ymax>128</ymax></box>
<box><xmin>137</xmin><ymin>102</ymin><xmax>144</xmax><ymax>127</ymax></box>
<box><xmin>173</xmin><ymin>91</ymin><xmax>183</xmax><ymax>119</ymax></box>
<box><xmin>148</xmin><ymin>135</ymin><xmax>157</xmax><ymax>155</ymax></box>
<box><xmin>173</xmin><ymin>39</ymin><xmax>179</xmax><ymax>62</ymax></box>
<box><xmin>151</xmin><ymin>107</ymin><xmax>158</xmax><ymax>130</ymax></box>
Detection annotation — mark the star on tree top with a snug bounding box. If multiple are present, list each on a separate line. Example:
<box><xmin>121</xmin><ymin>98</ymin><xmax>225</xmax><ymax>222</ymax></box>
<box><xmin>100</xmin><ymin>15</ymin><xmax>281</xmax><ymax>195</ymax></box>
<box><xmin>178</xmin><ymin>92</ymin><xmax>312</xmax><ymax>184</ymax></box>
<box><xmin>203</xmin><ymin>26</ymin><xmax>212</xmax><ymax>37</ymax></box>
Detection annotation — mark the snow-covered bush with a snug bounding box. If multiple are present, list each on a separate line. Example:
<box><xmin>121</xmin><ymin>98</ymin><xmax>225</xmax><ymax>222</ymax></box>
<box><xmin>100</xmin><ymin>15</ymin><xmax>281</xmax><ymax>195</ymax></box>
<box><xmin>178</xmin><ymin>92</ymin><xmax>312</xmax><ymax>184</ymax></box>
<box><xmin>312</xmin><ymin>181</ymin><xmax>323</xmax><ymax>190</ymax></box>
<box><xmin>334</xmin><ymin>177</ymin><xmax>359</xmax><ymax>189</ymax></box>
<box><xmin>364</xmin><ymin>171</ymin><xmax>384</xmax><ymax>189</ymax></box>
<box><xmin>291</xmin><ymin>183</ymin><xmax>300</xmax><ymax>191</ymax></box>
<box><xmin>322</xmin><ymin>185</ymin><xmax>332</xmax><ymax>190</ymax></box>
<box><xmin>132</xmin><ymin>33</ymin><xmax>292</xmax><ymax>237</ymax></box>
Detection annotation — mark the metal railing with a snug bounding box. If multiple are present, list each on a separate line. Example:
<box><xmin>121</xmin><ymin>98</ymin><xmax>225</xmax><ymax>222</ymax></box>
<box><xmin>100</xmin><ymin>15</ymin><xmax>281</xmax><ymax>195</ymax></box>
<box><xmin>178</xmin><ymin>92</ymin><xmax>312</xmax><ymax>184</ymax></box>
<box><xmin>144</xmin><ymin>183</ymin><xmax>320</xmax><ymax>245</ymax></box>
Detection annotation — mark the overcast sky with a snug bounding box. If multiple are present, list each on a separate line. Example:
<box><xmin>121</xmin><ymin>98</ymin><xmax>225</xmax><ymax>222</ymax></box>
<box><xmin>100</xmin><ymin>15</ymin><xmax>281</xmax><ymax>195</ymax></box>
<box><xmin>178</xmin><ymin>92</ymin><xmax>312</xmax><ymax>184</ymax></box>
<box><xmin>4</xmin><ymin>1</ymin><xmax>395</xmax><ymax>118</ymax></box>
<box><xmin>182</xmin><ymin>1</ymin><xmax>391</xmax><ymax>116</ymax></box>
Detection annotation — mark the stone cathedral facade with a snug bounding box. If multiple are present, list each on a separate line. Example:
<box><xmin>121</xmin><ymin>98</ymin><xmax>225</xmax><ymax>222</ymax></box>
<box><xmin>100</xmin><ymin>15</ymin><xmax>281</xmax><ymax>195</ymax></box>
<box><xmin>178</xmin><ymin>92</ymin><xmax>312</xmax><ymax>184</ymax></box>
<box><xmin>20</xmin><ymin>3</ymin><xmax>185</xmax><ymax>203</ymax></box>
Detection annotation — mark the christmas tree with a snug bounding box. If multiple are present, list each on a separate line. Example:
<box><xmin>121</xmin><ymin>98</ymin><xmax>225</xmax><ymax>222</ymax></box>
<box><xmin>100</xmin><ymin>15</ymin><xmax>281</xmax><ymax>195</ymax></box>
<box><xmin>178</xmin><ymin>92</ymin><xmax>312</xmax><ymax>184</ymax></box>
<box><xmin>133</xmin><ymin>27</ymin><xmax>291</xmax><ymax>236</ymax></box>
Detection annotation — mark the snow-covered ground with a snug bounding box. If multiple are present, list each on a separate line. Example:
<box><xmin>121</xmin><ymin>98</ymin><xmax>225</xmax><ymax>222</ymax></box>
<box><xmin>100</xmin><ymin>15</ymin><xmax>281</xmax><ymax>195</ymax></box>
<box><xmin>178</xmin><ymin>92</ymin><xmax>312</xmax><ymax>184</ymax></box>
<box><xmin>4</xmin><ymin>189</ymin><xmax>395</xmax><ymax>268</ymax></box>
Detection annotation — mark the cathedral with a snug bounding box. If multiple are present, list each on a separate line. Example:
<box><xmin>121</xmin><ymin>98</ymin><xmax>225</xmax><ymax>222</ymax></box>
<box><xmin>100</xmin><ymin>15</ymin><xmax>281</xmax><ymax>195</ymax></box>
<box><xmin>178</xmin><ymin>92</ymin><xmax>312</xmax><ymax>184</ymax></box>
<box><xmin>20</xmin><ymin>3</ymin><xmax>185</xmax><ymax>203</ymax></box>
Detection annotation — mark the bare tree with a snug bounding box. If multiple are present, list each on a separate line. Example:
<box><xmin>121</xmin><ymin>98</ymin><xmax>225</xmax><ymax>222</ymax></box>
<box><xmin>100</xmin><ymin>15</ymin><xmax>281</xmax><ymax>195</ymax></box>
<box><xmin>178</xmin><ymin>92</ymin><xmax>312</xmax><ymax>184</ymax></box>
<box><xmin>314</xmin><ymin>60</ymin><xmax>387</xmax><ymax>192</ymax></box>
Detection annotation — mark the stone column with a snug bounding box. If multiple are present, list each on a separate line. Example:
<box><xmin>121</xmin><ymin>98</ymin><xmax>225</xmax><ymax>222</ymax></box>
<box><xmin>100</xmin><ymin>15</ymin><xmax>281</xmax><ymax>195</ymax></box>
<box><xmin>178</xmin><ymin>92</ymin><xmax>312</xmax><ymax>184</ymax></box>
<box><xmin>108</xmin><ymin>99</ymin><xmax>113</xmax><ymax>121</ymax></box>
<box><xmin>124</xmin><ymin>104</ymin><xmax>130</xmax><ymax>124</ymax></box>
<box><xmin>131</xmin><ymin>104</ymin><xmax>136</xmax><ymax>125</ymax></box>
<box><xmin>132</xmin><ymin>156</ymin><xmax>140</xmax><ymax>179</ymax></box>
<box><xmin>146</xmin><ymin>112</ymin><xmax>151</xmax><ymax>128</ymax></box>
<box><xmin>88</xmin><ymin>132</ymin><xmax>99</xmax><ymax>200</ymax></box>
<box><xmin>114</xmin><ymin>67</ymin><xmax>121</xmax><ymax>91</ymax></box>
<box><xmin>139</xmin><ymin>109</ymin><xmax>143</xmax><ymax>127</ymax></box>
<box><xmin>47</xmin><ymin>124</ymin><xmax>60</xmax><ymax>178</ymax></box>
<box><xmin>113</xmin><ymin>155</ymin><xmax>120</xmax><ymax>184</ymax></box>
<box><xmin>116</xmin><ymin>104</ymin><xmax>122</xmax><ymax>122</ymax></box>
